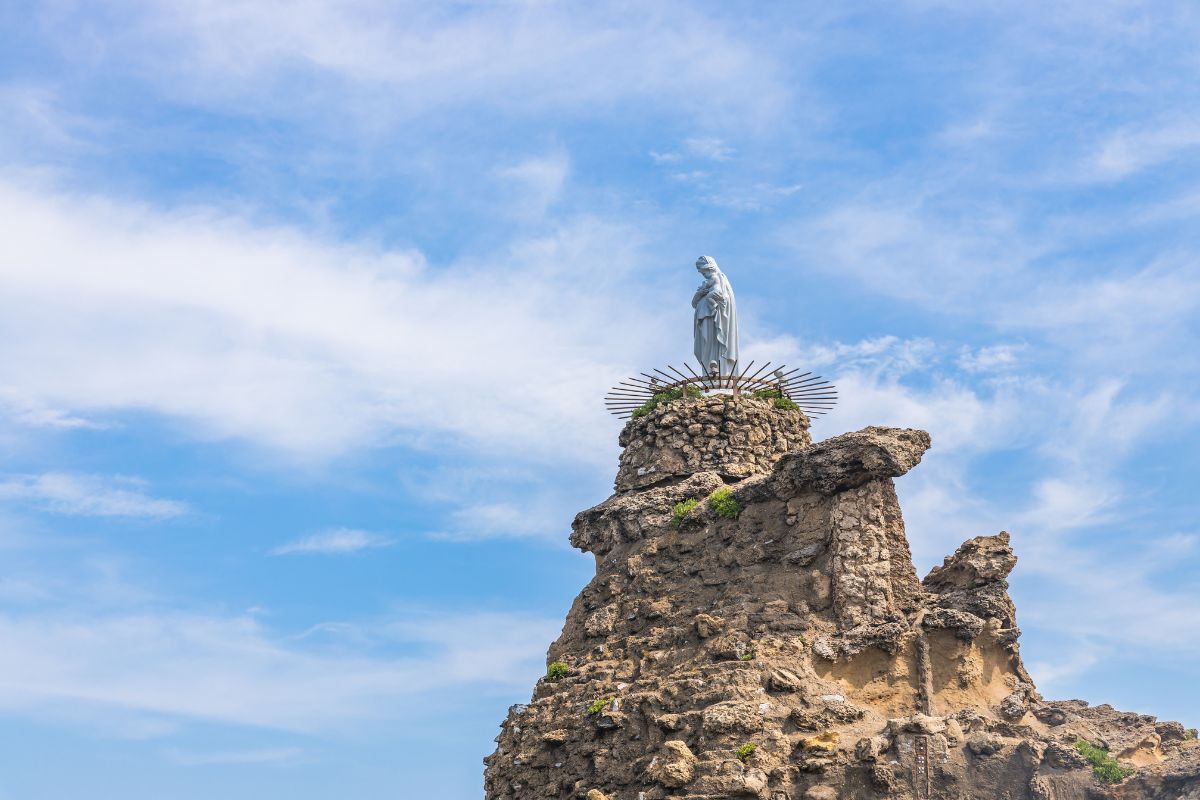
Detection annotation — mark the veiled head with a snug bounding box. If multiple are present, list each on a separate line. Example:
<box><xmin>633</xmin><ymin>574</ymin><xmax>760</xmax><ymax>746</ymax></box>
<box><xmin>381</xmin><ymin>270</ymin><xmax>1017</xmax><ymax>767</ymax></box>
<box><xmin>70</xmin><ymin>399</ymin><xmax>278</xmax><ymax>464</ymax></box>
<box><xmin>695</xmin><ymin>255</ymin><xmax>719</xmax><ymax>276</ymax></box>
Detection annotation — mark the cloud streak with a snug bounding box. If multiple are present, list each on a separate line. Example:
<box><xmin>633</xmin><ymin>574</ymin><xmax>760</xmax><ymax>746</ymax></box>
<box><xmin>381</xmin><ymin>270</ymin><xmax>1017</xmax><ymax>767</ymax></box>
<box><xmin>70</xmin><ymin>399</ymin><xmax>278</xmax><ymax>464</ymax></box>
<box><xmin>271</xmin><ymin>528</ymin><xmax>394</xmax><ymax>556</ymax></box>
<box><xmin>0</xmin><ymin>473</ymin><xmax>187</xmax><ymax>519</ymax></box>
<box><xmin>0</xmin><ymin>604</ymin><xmax>559</xmax><ymax>733</ymax></box>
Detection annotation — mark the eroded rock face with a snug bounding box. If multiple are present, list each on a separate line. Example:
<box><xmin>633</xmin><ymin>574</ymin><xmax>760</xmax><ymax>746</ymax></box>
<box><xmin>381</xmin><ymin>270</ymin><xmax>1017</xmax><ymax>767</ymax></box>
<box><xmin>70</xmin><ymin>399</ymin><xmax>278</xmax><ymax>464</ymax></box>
<box><xmin>484</xmin><ymin>398</ymin><xmax>1200</xmax><ymax>800</ymax></box>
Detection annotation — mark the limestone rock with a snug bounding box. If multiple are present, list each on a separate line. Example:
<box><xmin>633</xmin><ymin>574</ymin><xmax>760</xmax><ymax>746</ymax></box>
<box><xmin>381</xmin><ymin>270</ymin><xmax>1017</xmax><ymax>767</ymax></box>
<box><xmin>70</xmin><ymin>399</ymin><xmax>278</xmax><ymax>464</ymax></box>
<box><xmin>484</xmin><ymin>397</ymin><xmax>1200</xmax><ymax>800</ymax></box>
<box><xmin>644</xmin><ymin>740</ymin><xmax>697</xmax><ymax>787</ymax></box>
<box><xmin>771</xmin><ymin>425</ymin><xmax>931</xmax><ymax>496</ymax></box>
<box><xmin>801</xmin><ymin>730</ymin><xmax>840</xmax><ymax>751</ymax></box>
<box><xmin>695</xmin><ymin>612</ymin><xmax>724</xmax><ymax>638</ymax></box>
<box><xmin>924</xmin><ymin>531</ymin><xmax>1018</xmax><ymax>592</ymax></box>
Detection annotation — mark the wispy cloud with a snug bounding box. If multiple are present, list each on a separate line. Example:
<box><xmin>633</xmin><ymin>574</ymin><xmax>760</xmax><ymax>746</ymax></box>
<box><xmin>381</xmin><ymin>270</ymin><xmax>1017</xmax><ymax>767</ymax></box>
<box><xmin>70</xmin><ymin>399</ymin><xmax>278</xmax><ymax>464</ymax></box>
<box><xmin>1089</xmin><ymin>120</ymin><xmax>1200</xmax><ymax>182</ymax></box>
<box><xmin>651</xmin><ymin>136</ymin><xmax>735</xmax><ymax>165</ymax></box>
<box><xmin>0</xmin><ymin>179</ymin><xmax>679</xmax><ymax>463</ymax></box>
<box><xmin>495</xmin><ymin>149</ymin><xmax>571</xmax><ymax>218</ymax></box>
<box><xmin>27</xmin><ymin>1</ymin><xmax>789</xmax><ymax>130</ymax></box>
<box><xmin>0</xmin><ymin>473</ymin><xmax>187</xmax><ymax>519</ymax></box>
<box><xmin>164</xmin><ymin>746</ymin><xmax>303</xmax><ymax>766</ymax></box>
<box><xmin>270</xmin><ymin>528</ymin><xmax>393</xmax><ymax>556</ymax></box>
<box><xmin>430</xmin><ymin>501</ymin><xmax>569</xmax><ymax>543</ymax></box>
<box><xmin>0</xmin><ymin>604</ymin><xmax>559</xmax><ymax>733</ymax></box>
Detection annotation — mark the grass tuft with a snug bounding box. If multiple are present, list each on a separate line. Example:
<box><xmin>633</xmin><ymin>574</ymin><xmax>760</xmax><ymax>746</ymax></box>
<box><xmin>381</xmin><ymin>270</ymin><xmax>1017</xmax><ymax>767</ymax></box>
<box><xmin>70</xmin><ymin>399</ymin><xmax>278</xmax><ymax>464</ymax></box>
<box><xmin>708</xmin><ymin>487</ymin><xmax>742</xmax><ymax>519</ymax></box>
<box><xmin>1074</xmin><ymin>740</ymin><xmax>1134</xmax><ymax>784</ymax></box>
<box><xmin>587</xmin><ymin>696</ymin><xmax>614</xmax><ymax>715</ymax></box>
<box><xmin>672</xmin><ymin>498</ymin><xmax>699</xmax><ymax>528</ymax></box>
<box><xmin>751</xmin><ymin>386</ymin><xmax>800</xmax><ymax>411</ymax></box>
<box><xmin>630</xmin><ymin>385</ymin><xmax>703</xmax><ymax>420</ymax></box>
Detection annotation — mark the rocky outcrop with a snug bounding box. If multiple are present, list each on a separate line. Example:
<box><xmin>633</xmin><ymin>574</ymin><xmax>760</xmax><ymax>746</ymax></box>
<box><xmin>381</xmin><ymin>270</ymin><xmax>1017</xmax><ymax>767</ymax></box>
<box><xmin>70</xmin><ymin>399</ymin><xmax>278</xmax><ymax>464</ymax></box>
<box><xmin>485</xmin><ymin>396</ymin><xmax>1200</xmax><ymax>799</ymax></box>
<box><xmin>615</xmin><ymin>395</ymin><xmax>811</xmax><ymax>491</ymax></box>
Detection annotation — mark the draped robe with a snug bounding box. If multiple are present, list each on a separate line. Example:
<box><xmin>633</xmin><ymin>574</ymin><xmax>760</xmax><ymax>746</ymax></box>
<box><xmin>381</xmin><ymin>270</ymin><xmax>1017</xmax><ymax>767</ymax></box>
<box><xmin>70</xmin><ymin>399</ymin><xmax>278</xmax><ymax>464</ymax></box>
<box><xmin>692</xmin><ymin>266</ymin><xmax>739</xmax><ymax>374</ymax></box>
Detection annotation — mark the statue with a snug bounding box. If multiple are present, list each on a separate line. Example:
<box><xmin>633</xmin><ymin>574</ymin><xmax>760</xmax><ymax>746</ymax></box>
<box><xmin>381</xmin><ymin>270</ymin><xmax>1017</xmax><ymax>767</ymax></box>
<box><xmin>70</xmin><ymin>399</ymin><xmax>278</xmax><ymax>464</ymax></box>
<box><xmin>692</xmin><ymin>255</ymin><xmax>739</xmax><ymax>374</ymax></box>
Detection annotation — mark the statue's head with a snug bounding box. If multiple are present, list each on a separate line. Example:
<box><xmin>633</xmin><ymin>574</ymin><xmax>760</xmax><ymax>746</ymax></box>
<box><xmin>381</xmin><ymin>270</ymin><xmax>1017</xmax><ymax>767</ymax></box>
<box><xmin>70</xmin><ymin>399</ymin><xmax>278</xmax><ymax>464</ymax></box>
<box><xmin>695</xmin><ymin>255</ymin><xmax>719</xmax><ymax>276</ymax></box>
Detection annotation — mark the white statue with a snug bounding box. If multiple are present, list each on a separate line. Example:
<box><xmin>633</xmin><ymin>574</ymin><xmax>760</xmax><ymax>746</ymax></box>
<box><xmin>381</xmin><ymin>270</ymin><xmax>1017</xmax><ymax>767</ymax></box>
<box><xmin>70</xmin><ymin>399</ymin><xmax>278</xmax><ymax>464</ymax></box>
<box><xmin>692</xmin><ymin>255</ymin><xmax>739</xmax><ymax>374</ymax></box>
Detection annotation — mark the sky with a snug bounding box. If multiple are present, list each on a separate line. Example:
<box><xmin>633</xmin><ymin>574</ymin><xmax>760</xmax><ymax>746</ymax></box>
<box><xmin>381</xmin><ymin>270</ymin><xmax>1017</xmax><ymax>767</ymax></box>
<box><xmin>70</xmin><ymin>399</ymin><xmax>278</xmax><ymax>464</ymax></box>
<box><xmin>1</xmin><ymin>1</ymin><xmax>1199</xmax><ymax>797</ymax></box>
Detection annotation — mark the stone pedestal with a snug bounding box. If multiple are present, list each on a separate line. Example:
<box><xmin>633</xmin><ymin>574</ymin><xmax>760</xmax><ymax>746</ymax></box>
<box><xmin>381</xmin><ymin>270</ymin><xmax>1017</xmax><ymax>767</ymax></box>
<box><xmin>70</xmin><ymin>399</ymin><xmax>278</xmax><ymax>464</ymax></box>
<box><xmin>614</xmin><ymin>394</ymin><xmax>810</xmax><ymax>491</ymax></box>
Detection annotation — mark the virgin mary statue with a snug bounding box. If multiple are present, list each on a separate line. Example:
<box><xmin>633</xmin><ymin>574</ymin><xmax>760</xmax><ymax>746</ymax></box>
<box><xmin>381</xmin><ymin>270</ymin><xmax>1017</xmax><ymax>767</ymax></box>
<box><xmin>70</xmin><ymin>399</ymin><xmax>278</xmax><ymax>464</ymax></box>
<box><xmin>692</xmin><ymin>255</ymin><xmax>739</xmax><ymax>374</ymax></box>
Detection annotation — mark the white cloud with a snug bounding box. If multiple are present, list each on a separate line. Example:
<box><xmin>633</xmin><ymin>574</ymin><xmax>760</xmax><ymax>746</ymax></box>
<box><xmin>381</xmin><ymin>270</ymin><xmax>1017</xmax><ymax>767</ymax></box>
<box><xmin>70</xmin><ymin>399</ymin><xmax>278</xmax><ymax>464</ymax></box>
<box><xmin>1026</xmin><ymin>646</ymin><xmax>1102</xmax><ymax>694</ymax></box>
<box><xmin>784</xmin><ymin>200</ymin><xmax>1043</xmax><ymax>309</ymax></box>
<box><xmin>956</xmin><ymin>343</ymin><xmax>1022</xmax><ymax>373</ymax></box>
<box><xmin>496</xmin><ymin>149</ymin><xmax>570</xmax><ymax>218</ymax></box>
<box><xmin>0</xmin><ymin>473</ymin><xmax>187</xmax><ymax>519</ymax></box>
<box><xmin>1090</xmin><ymin>120</ymin><xmax>1200</xmax><ymax>181</ymax></box>
<box><xmin>0</xmin><ymin>179</ymin><xmax>684</xmax><ymax>463</ymax></box>
<box><xmin>271</xmin><ymin>528</ymin><xmax>393</xmax><ymax>556</ymax></box>
<box><xmin>651</xmin><ymin>137</ymin><xmax>738</xmax><ymax>165</ymax></box>
<box><xmin>431</xmin><ymin>500</ymin><xmax>570</xmax><ymax>543</ymax></box>
<box><xmin>683</xmin><ymin>137</ymin><xmax>735</xmax><ymax>161</ymax></box>
<box><xmin>164</xmin><ymin>747</ymin><xmax>303</xmax><ymax>766</ymax></box>
<box><xmin>0</xmin><ymin>605</ymin><xmax>559</xmax><ymax>733</ymax></box>
<box><xmin>34</xmin><ymin>1</ymin><xmax>789</xmax><ymax>130</ymax></box>
<box><xmin>744</xmin><ymin>334</ymin><xmax>1014</xmax><ymax>452</ymax></box>
<box><xmin>1019</xmin><ymin>477</ymin><xmax>1117</xmax><ymax>532</ymax></box>
<box><xmin>783</xmin><ymin>195</ymin><xmax>1200</xmax><ymax>390</ymax></box>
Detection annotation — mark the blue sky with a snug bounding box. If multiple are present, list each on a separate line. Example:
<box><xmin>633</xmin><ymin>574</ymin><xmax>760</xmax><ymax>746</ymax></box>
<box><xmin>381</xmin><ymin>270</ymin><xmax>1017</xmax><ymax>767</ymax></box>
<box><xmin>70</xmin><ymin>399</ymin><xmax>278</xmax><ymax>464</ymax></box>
<box><xmin>1</xmin><ymin>2</ymin><xmax>1199</xmax><ymax>797</ymax></box>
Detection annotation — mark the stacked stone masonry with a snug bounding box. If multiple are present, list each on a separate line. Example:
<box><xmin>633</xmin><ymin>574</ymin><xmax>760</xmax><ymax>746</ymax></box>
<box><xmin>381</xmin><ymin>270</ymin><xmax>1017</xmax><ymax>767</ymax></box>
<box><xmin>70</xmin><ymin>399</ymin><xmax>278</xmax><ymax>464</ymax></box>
<box><xmin>615</xmin><ymin>395</ymin><xmax>811</xmax><ymax>492</ymax></box>
<box><xmin>485</xmin><ymin>396</ymin><xmax>1200</xmax><ymax>800</ymax></box>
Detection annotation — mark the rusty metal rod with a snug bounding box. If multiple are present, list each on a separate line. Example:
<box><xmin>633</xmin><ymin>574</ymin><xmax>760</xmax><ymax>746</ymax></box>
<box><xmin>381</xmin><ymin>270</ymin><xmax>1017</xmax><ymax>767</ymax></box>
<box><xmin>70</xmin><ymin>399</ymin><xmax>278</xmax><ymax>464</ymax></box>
<box><xmin>744</xmin><ymin>361</ymin><xmax>775</xmax><ymax>384</ymax></box>
<box><xmin>665</xmin><ymin>364</ymin><xmax>692</xmax><ymax>383</ymax></box>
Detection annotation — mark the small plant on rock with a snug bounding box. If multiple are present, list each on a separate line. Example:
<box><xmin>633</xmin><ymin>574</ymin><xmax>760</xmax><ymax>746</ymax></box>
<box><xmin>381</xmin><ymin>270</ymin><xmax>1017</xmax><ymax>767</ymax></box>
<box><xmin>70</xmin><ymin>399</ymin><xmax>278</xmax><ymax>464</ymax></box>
<box><xmin>629</xmin><ymin>385</ymin><xmax>704</xmax><ymax>420</ymax></box>
<box><xmin>1185</xmin><ymin>728</ymin><xmax>1198</xmax><ymax>740</ymax></box>
<box><xmin>672</xmin><ymin>498</ymin><xmax>699</xmax><ymax>528</ymax></box>
<box><xmin>1074</xmin><ymin>739</ymin><xmax>1134</xmax><ymax>784</ymax></box>
<box><xmin>587</xmin><ymin>696</ymin><xmax>615</xmax><ymax>715</ymax></box>
<box><xmin>708</xmin><ymin>487</ymin><xmax>742</xmax><ymax>519</ymax></box>
<box><xmin>735</xmin><ymin>742</ymin><xmax>757</xmax><ymax>762</ymax></box>
<box><xmin>751</xmin><ymin>386</ymin><xmax>800</xmax><ymax>411</ymax></box>
<box><xmin>546</xmin><ymin>661</ymin><xmax>570</xmax><ymax>682</ymax></box>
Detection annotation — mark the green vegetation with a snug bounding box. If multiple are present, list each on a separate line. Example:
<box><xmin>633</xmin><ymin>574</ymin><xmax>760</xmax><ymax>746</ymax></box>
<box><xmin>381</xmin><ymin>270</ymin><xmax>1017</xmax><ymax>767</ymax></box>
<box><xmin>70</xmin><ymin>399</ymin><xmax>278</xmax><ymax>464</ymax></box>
<box><xmin>546</xmin><ymin>661</ymin><xmax>569</xmax><ymax>682</ymax></box>
<box><xmin>708</xmin><ymin>487</ymin><xmax>742</xmax><ymax>519</ymax></box>
<box><xmin>739</xmin><ymin>652</ymin><xmax>755</xmax><ymax>661</ymax></box>
<box><xmin>1074</xmin><ymin>740</ymin><xmax>1134</xmax><ymax>784</ymax></box>
<box><xmin>587</xmin><ymin>696</ymin><xmax>615</xmax><ymax>715</ymax></box>
<box><xmin>1185</xmin><ymin>728</ymin><xmax>1198</xmax><ymax>740</ymax></box>
<box><xmin>735</xmin><ymin>742</ymin><xmax>757</xmax><ymax>762</ymax></box>
<box><xmin>751</xmin><ymin>386</ymin><xmax>800</xmax><ymax>411</ymax></box>
<box><xmin>672</xmin><ymin>498</ymin><xmax>699</xmax><ymax>528</ymax></box>
<box><xmin>630</xmin><ymin>385</ymin><xmax>703</xmax><ymax>420</ymax></box>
